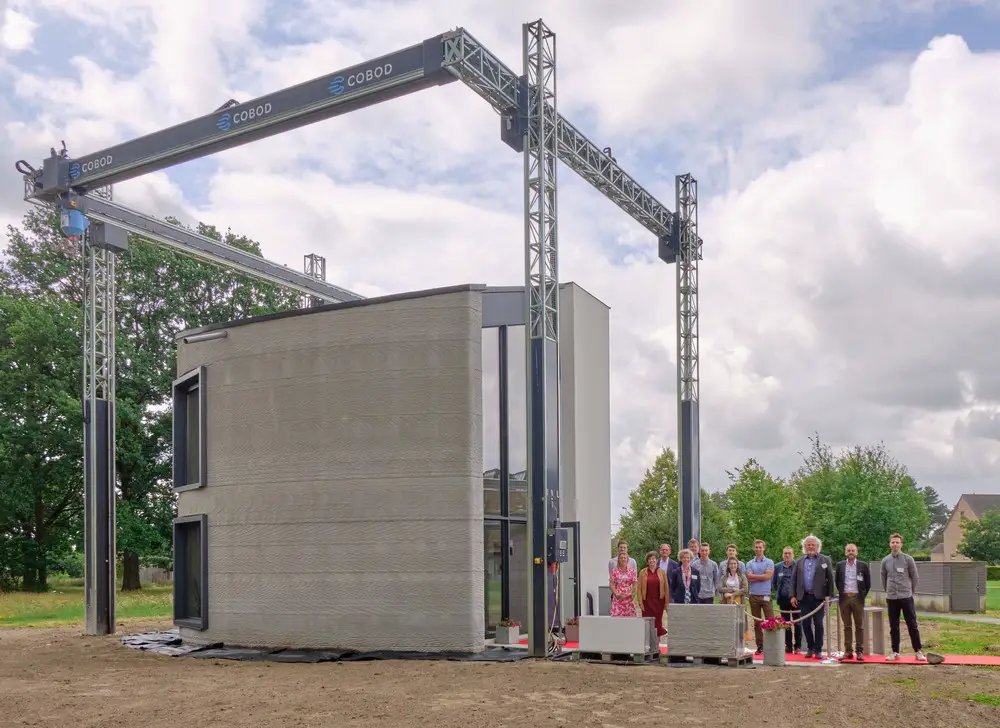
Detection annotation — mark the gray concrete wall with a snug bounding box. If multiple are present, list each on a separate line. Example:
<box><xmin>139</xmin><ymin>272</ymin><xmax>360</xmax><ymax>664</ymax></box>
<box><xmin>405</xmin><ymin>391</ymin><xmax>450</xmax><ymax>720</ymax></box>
<box><xmin>175</xmin><ymin>288</ymin><xmax>486</xmax><ymax>652</ymax></box>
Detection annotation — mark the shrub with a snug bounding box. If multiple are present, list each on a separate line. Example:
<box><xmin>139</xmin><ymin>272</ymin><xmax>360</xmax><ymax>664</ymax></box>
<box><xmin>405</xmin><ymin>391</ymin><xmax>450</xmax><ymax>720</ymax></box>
<box><xmin>987</xmin><ymin>566</ymin><xmax>1000</xmax><ymax>581</ymax></box>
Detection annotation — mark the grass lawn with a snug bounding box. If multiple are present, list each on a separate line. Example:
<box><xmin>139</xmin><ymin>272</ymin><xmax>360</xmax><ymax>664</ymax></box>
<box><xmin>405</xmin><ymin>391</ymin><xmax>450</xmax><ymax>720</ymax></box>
<box><xmin>0</xmin><ymin>578</ymin><xmax>172</xmax><ymax>628</ymax></box>
<box><xmin>986</xmin><ymin>582</ymin><xmax>999</xmax><ymax>616</ymax></box>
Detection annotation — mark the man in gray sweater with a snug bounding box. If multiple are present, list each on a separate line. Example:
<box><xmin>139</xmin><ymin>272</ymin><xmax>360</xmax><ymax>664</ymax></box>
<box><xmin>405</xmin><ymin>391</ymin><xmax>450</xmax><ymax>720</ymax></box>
<box><xmin>692</xmin><ymin>542</ymin><xmax>719</xmax><ymax>603</ymax></box>
<box><xmin>880</xmin><ymin>532</ymin><xmax>925</xmax><ymax>661</ymax></box>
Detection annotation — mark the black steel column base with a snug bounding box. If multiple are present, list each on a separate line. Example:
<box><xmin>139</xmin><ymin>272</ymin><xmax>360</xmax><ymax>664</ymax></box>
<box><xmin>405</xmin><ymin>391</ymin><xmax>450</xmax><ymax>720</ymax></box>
<box><xmin>528</xmin><ymin>337</ymin><xmax>560</xmax><ymax>656</ymax></box>
<box><xmin>678</xmin><ymin>398</ymin><xmax>701</xmax><ymax>547</ymax></box>
<box><xmin>84</xmin><ymin>398</ymin><xmax>115</xmax><ymax>636</ymax></box>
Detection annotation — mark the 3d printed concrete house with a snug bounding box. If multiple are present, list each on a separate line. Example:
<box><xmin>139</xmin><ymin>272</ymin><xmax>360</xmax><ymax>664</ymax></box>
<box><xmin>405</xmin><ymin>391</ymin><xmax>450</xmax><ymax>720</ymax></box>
<box><xmin>171</xmin><ymin>283</ymin><xmax>611</xmax><ymax>652</ymax></box>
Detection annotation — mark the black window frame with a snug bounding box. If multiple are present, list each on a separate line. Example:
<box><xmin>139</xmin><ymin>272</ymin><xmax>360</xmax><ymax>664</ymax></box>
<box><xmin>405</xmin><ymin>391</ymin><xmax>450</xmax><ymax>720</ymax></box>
<box><xmin>173</xmin><ymin>514</ymin><xmax>209</xmax><ymax>631</ymax></box>
<box><xmin>483</xmin><ymin>324</ymin><xmax>529</xmax><ymax>636</ymax></box>
<box><xmin>173</xmin><ymin>366</ymin><xmax>207</xmax><ymax>491</ymax></box>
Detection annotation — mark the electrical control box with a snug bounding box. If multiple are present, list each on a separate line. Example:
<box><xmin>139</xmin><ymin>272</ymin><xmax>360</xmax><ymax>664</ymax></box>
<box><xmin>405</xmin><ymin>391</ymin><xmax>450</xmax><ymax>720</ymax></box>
<box><xmin>547</xmin><ymin>527</ymin><xmax>569</xmax><ymax>563</ymax></box>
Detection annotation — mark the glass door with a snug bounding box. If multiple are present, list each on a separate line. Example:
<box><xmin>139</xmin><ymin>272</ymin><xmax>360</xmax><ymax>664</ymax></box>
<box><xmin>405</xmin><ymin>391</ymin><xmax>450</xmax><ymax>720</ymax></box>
<box><xmin>560</xmin><ymin>522</ymin><xmax>581</xmax><ymax>621</ymax></box>
<box><xmin>484</xmin><ymin>521</ymin><xmax>503</xmax><ymax>636</ymax></box>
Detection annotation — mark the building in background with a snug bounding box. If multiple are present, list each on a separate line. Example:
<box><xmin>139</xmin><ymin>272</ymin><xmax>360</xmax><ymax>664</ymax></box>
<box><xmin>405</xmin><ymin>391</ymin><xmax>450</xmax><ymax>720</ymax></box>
<box><xmin>936</xmin><ymin>493</ymin><xmax>1000</xmax><ymax>562</ymax></box>
<box><xmin>170</xmin><ymin>283</ymin><xmax>611</xmax><ymax>652</ymax></box>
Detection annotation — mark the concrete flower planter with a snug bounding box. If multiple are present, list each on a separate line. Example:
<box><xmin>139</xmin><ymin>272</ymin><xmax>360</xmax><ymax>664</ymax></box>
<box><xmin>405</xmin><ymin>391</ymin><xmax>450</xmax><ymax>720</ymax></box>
<box><xmin>564</xmin><ymin>624</ymin><xmax>579</xmax><ymax>643</ymax></box>
<box><xmin>495</xmin><ymin>625</ymin><xmax>520</xmax><ymax>645</ymax></box>
<box><xmin>762</xmin><ymin>629</ymin><xmax>786</xmax><ymax>666</ymax></box>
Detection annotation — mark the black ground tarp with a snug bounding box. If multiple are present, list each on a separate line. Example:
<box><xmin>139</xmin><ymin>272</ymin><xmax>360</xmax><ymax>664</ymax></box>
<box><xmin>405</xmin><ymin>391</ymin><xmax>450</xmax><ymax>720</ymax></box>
<box><xmin>121</xmin><ymin>630</ymin><xmax>532</xmax><ymax>663</ymax></box>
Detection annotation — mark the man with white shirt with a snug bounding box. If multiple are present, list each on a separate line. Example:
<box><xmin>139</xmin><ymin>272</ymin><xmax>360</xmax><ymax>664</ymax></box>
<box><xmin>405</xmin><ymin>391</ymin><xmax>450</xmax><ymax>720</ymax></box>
<box><xmin>658</xmin><ymin>543</ymin><xmax>679</xmax><ymax>637</ymax></box>
<box><xmin>608</xmin><ymin>539</ymin><xmax>637</xmax><ymax>575</ymax></box>
<box><xmin>835</xmin><ymin>543</ymin><xmax>871</xmax><ymax>661</ymax></box>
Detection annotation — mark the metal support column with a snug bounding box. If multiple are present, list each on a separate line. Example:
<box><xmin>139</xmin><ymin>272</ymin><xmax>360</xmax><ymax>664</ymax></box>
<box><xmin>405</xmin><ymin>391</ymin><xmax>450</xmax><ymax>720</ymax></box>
<box><xmin>675</xmin><ymin>174</ymin><xmax>702</xmax><ymax>547</ymax></box>
<box><xmin>522</xmin><ymin>18</ymin><xmax>560</xmax><ymax>658</ymax></box>
<box><xmin>303</xmin><ymin>253</ymin><xmax>327</xmax><ymax>308</ymax></box>
<box><xmin>82</xmin><ymin>186</ymin><xmax>117</xmax><ymax>636</ymax></box>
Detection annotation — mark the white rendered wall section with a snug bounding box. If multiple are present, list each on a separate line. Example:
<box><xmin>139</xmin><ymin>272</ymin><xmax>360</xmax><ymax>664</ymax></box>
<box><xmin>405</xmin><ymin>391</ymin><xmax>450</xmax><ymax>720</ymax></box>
<box><xmin>559</xmin><ymin>283</ymin><xmax>612</xmax><ymax>615</ymax></box>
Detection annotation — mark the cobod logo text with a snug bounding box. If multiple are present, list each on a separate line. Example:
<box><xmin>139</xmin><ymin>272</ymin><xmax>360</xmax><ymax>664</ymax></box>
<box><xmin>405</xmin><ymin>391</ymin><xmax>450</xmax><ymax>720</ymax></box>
<box><xmin>70</xmin><ymin>156</ymin><xmax>114</xmax><ymax>179</ymax></box>
<box><xmin>328</xmin><ymin>63</ymin><xmax>394</xmax><ymax>95</ymax></box>
<box><xmin>217</xmin><ymin>102</ymin><xmax>273</xmax><ymax>132</ymax></box>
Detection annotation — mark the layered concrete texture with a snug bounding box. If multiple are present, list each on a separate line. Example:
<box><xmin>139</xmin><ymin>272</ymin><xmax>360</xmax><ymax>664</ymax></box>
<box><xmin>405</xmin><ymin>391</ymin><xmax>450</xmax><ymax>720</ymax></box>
<box><xmin>668</xmin><ymin>604</ymin><xmax>746</xmax><ymax>658</ymax></box>
<box><xmin>174</xmin><ymin>285</ymin><xmax>486</xmax><ymax>652</ymax></box>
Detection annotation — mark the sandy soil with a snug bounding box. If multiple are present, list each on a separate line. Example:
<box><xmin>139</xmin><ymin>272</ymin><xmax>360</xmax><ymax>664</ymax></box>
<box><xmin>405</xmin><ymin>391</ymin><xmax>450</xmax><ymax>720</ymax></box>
<box><xmin>1</xmin><ymin>621</ymin><xmax>998</xmax><ymax>728</ymax></box>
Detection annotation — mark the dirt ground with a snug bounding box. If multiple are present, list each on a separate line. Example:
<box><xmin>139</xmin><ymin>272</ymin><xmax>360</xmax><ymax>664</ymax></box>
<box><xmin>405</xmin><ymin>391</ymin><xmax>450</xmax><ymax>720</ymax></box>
<box><xmin>1</xmin><ymin>621</ymin><xmax>998</xmax><ymax>728</ymax></box>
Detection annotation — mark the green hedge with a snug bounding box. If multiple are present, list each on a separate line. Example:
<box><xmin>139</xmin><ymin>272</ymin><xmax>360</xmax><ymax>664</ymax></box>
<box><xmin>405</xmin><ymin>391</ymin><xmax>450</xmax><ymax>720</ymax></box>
<box><xmin>988</xmin><ymin>566</ymin><xmax>1000</xmax><ymax>581</ymax></box>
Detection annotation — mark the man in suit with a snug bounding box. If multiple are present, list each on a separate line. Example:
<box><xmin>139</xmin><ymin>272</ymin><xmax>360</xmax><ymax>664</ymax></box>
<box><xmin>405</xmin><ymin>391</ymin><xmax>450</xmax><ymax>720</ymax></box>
<box><xmin>772</xmin><ymin>546</ymin><xmax>802</xmax><ymax>653</ymax></box>
<box><xmin>835</xmin><ymin>543</ymin><xmax>871</xmax><ymax>661</ymax></box>
<box><xmin>791</xmin><ymin>534</ymin><xmax>835</xmax><ymax>659</ymax></box>
<box><xmin>658</xmin><ymin>543</ymin><xmax>680</xmax><ymax>637</ymax></box>
<box><xmin>658</xmin><ymin>543</ymin><xmax>680</xmax><ymax>589</ymax></box>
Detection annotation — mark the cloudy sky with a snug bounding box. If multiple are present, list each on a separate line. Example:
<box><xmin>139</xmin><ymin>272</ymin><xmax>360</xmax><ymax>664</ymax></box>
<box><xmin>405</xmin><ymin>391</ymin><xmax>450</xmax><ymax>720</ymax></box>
<box><xmin>2</xmin><ymin>0</ymin><xmax>999</xmax><ymax>522</ymax></box>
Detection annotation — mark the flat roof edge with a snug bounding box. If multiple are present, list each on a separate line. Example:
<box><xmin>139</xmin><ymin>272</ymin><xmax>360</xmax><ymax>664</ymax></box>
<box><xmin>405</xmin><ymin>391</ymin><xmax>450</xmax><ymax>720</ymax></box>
<box><xmin>175</xmin><ymin>283</ymin><xmax>488</xmax><ymax>341</ymax></box>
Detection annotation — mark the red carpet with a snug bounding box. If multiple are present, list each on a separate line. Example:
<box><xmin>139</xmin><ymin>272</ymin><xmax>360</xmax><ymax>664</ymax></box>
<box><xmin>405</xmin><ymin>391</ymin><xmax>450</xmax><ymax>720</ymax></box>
<box><xmin>514</xmin><ymin>638</ymin><xmax>1000</xmax><ymax>666</ymax></box>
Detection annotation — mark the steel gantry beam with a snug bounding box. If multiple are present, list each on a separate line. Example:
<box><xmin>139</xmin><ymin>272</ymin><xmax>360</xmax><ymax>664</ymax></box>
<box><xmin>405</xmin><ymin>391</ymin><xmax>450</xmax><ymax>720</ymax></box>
<box><xmin>15</xmin><ymin>19</ymin><xmax>702</xmax><ymax>654</ymax></box>
<box><xmin>78</xmin><ymin>196</ymin><xmax>363</xmax><ymax>303</ymax></box>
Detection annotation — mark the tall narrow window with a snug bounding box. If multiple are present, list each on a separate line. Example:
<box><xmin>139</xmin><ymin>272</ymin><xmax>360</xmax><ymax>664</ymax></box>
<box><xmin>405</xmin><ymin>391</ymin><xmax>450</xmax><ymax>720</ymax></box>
<box><xmin>173</xmin><ymin>514</ymin><xmax>208</xmax><ymax>630</ymax></box>
<box><xmin>506</xmin><ymin>326</ymin><xmax>528</xmax><ymax>516</ymax></box>
<box><xmin>482</xmin><ymin>328</ymin><xmax>502</xmax><ymax>515</ymax></box>
<box><xmin>173</xmin><ymin>366</ymin><xmax>207</xmax><ymax>491</ymax></box>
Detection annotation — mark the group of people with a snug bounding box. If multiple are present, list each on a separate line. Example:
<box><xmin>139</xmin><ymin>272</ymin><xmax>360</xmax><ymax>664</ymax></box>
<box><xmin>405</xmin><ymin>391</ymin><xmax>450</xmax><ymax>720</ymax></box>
<box><xmin>608</xmin><ymin>532</ymin><xmax>926</xmax><ymax>662</ymax></box>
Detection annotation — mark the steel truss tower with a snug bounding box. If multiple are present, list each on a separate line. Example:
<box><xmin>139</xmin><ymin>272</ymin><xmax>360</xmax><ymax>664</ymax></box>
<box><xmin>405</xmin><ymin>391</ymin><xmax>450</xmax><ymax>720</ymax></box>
<box><xmin>303</xmin><ymin>253</ymin><xmax>327</xmax><ymax>308</ymax></box>
<box><xmin>82</xmin><ymin>184</ymin><xmax>117</xmax><ymax>635</ymax></box>
<box><xmin>522</xmin><ymin>19</ymin><xmax>560</xmax><ymax>657</ymax></box>
<box><xmin>674</xmin><ymin>175</ymin><xmax>701</xmax><ymax>548</ymax></box>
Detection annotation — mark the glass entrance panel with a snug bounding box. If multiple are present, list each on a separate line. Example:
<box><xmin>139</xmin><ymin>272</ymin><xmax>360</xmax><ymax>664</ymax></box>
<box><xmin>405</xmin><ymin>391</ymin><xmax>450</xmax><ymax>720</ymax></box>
<box><xmin>484</xmin><ymin>521</ymin><xmax>503</xmax><ymax>634</ymax></box>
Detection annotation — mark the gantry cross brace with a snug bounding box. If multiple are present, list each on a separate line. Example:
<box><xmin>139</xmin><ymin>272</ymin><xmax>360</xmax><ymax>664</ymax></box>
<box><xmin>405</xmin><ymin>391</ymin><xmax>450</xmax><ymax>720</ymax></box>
<box><xmin>16</xmin><ymin>20</ymin><xmax>702</xmax><ymax>655</ymax></box>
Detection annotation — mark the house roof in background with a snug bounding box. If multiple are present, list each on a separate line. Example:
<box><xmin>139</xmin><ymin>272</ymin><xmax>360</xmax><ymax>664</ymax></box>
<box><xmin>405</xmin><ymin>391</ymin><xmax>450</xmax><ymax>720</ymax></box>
<box><xmin>961</xmin><ymin>493</ymin><xmax>1000</xmax><ymax>517</ymax></box>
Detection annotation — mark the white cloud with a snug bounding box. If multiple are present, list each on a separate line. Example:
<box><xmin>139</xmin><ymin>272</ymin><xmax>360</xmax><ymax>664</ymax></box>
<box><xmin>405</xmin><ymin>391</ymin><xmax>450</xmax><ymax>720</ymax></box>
<box><xmin>0</xmin><ymin>8</ymin><xmax>37</xmax><ymax>53</ymax></box>
<box><xmin>3</xmin><ymin>0</ymin><xmax>1000</xmax><ymax>526</ymax></box>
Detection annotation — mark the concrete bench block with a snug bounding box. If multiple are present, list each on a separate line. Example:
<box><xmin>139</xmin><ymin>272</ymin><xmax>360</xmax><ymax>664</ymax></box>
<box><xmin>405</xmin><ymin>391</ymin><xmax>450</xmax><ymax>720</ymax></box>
<box><xmin>578</xmin><ymin>616</ymin><xmax>657</xmax><ymax>654</ymax></box>
<box><xmin>668</xmin><ymin>603</ymin><xmax>746</xmax><ymax>657</ymax></box>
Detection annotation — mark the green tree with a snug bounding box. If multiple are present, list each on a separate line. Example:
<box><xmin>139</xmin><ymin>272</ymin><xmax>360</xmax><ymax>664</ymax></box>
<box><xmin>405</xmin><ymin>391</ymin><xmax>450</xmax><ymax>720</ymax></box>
<box><xmin>917</xmin><ymin>485</ymin><xmax>950</xmax><ymax>547</ymax></box>
<box><xmin>725</xmin><ymin>458</ymin><xmax>805</xmax><ymax>559</ymax></box>
<box><xmin>615</xmin><ymin>447</ymin><xmax>733</xmax><ymax>560</ymax></box>
<box><xmin>791</xmin><ymin>439</ymin><xmax>929</xmax><ymax>562</ymax></box>
<box><xmin>1</xmin><ymin>208</ymin><xmax>300</xmax><ymax>590</ymax></box>
<box><xmin>111</xmin><ymin>219</ymin><xmax>299</xmax><ymax>589</ymax></box>
<box><xmin>0</xmin><ymin>292</ymin><xmax>83</xmax><ymax>590</ymax></box>
<box><xmin>958</xmin><ymin>510</ymin><xmax>1000</xmax><ymax>564</ymax></box>
<box><xmin>616</xmin><ymin>448</ymin><xmax>678</xmax><ymax>559</ymax></box>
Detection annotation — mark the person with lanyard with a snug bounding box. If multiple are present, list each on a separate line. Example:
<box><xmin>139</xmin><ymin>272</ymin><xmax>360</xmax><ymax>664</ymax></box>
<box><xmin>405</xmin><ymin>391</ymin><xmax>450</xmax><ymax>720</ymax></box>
<box><xmin>772</xmin><ymin>546</ymin><xmax>802</xmax><ymax>653</ymax></box>
<box><xmin>691</xmin><ymin>542</ymin><xmax>719</xmax><ymax>604</ymax></box>
<box><xmin>791</xmin><ymin>534</ymin><xmax>834</xmax><ymax>659</ymax></box>
<box><xmin>880</xmin><ymin>532</ymin><xmax>925</xmax><ymax>662</ymax></box>
<box><xmin>670</xmin><ymin>548</ymin><xmax>700</xmax><ymax>605</ymax></box>
<box><xmin>745</xmin><ymin>539</ymin><xmax>775</xmax><ymax>655</ymax></box>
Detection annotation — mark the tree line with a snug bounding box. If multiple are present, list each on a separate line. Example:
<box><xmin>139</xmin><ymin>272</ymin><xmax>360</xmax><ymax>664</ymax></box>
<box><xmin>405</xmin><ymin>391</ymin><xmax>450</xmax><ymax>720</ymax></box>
<box><xmin>616</xmin><ymin>437</ymin><xmax>955</xmax><ymax>565</ymax></box>
<box><xmin>0</xmin><ymin>208</ymin><xmax>300</xmax><ymax>592</ymax></box>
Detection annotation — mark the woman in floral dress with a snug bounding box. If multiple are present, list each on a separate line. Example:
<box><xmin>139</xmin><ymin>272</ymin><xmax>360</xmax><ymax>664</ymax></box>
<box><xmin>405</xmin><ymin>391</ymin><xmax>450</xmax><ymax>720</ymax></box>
<box><xmin>610</xmin><ymin>552</ymin><xmax>638</xmax><ymax>617</ymax></box>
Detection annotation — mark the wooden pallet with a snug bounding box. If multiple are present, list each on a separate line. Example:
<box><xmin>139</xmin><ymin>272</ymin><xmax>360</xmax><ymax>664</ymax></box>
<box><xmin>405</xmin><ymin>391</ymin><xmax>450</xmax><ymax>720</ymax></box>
<box><xmin>575</xmin><ymin>650</ymin><xmax>661</xmax><ymax>665</ymax></box>
<box><xmin>664</xmin><ymin>653</ymin><xmax>754</xmax><ymax>667</ymax></box>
